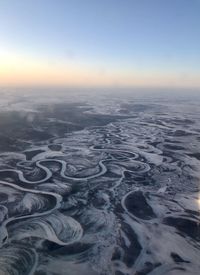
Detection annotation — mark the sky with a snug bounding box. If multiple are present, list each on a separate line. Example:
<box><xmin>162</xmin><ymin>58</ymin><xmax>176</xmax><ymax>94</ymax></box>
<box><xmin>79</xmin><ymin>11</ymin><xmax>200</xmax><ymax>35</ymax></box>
<box><xmin>0</xmin><ymin>0</ymin><xmax>200</xmax><ymax>88</ymax></box>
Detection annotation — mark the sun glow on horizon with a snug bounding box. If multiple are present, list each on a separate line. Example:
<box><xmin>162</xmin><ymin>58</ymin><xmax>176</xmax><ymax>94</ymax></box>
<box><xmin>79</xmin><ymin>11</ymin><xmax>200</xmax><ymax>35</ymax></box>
<box><xmin>1</xmin><ymin>48</ymin><xmax>200</xmax><ymax>89</ymax></box>
<box><xmin>0</xmin><ymin>1</ymin><xmax>200</xmax><ymax>89</ymax></box>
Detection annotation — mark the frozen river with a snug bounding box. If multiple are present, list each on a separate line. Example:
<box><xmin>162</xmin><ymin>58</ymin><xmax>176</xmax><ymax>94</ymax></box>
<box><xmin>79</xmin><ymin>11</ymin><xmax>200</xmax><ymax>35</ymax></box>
<box><xmin>0</xmin><ymin>88</ymin><xmax>199</xmax><ymax>275</ymax></box>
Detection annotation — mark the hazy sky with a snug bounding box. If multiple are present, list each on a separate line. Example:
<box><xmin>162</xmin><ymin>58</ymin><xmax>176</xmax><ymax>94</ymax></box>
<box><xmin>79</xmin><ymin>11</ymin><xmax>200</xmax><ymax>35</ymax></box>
<box><xmin>0</xmin><ymin>0</ymin><xmax>200</xmax><ymax>87</ymax></box>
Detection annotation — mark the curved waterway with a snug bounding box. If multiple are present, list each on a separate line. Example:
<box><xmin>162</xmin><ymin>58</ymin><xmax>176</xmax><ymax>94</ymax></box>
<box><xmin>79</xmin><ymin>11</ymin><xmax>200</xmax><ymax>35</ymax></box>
<box><xmin>0</xmin><ymin>96</ymin><xmax>199</xmax><ymax>275</ymax></box>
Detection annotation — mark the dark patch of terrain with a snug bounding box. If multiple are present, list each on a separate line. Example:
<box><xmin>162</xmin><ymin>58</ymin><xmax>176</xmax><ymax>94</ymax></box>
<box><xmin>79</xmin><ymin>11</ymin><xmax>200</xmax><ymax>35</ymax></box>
<box><xmin>124</xmin><ymin>191</ymin><xmax>156</xmax><ymax>220</ymax></box>
<box><xmin>0</xmin><ymin>103</ymin><xmax>130</xmax><ymax>153</ymax></box>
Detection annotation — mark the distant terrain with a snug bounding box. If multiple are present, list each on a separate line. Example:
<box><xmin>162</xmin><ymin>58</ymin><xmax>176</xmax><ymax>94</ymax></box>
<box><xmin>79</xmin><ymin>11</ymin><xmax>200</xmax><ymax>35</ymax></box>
<box><xmin>0</xmin><ymin>88</ymin><xmax>199</xmax><ymax>275</ymax></box>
